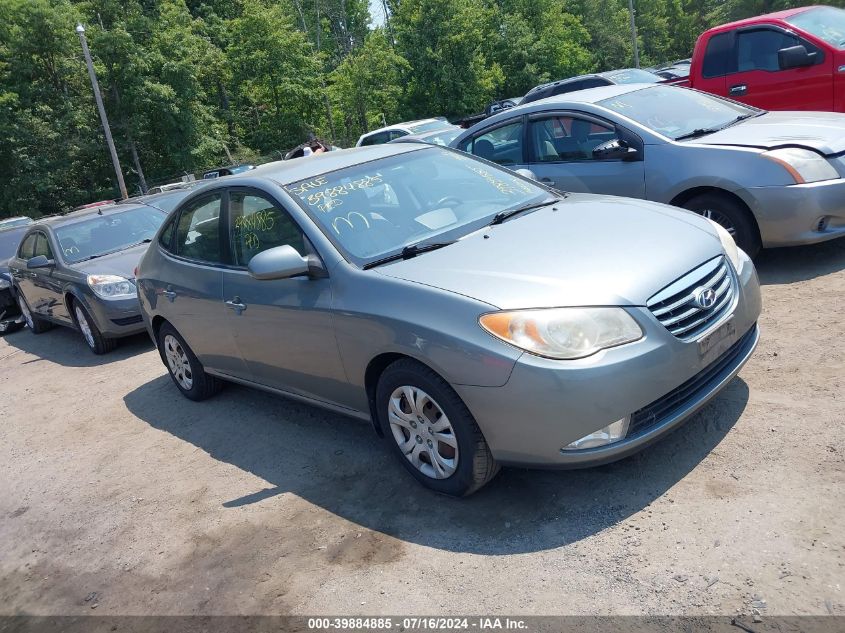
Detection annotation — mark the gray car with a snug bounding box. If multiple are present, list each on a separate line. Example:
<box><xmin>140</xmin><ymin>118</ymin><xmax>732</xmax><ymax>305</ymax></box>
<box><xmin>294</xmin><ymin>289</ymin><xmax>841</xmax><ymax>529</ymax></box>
<box><xmin>136</xmin><ymin>144</ymin><xmax>761</xmax><ymax>496</ymax></box>
<box><xmin>453</xmin><ymin>83</ymin><xmax>845</xmax><ymax>257</ymax></box>
<box><xmin>9</xmin><ymin>203</ymin><xmax>168</xmax><ymax>353</ymax></box>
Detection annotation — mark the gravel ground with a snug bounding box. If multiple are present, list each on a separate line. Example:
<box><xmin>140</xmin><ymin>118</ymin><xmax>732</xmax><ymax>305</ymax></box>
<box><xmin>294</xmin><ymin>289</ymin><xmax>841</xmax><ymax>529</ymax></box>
<box><xmin>0</xmin><ymin>240</ymin><xmax>842</xmax><ymax>617</ymax></box>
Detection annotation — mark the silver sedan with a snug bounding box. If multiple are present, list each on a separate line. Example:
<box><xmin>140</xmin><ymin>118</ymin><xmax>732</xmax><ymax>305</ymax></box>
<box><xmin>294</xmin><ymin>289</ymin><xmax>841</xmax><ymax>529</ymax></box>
<box><xmin>136</xmin><ymin>144</ymin><xmax>760</xmax><ymax>496</ymax></box>
<box><xmin>452</xmin><ymin>83</ymin><xmax>845</xmax><ymax>257</ymax></box>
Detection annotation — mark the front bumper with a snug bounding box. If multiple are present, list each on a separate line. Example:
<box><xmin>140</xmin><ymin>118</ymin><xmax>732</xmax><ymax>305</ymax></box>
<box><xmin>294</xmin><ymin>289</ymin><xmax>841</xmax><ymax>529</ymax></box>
<box><xmin>743</xmin><ymin>178</ymin><xmax>845</xmax><ymax>247</ymax></box>
<box><xmin>0</xmin><ymin>287</ymin><xmax>23</xmax><ymax>332</ymax></box>
<box><xmin>75</xmin><ymin>292</ymin><xmax>147</xmax><ymax>338</ymax></box>
<box><xmin>454</xmin><ymin>253</ymin><xmax>762</xmax><ymax>467</ymax></box>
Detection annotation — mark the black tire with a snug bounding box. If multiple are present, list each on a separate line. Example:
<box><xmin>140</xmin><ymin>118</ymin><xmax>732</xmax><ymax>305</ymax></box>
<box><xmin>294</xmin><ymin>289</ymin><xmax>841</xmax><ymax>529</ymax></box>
<box><xmin>375</xmin><ymin>358</ymin><xmax>500</xmax><ymax>496</ymax></box>
<box><xmin>71</xmin><ymin>300</ymin><xmax>117</xmax><ymax>355</ymax></box>
<box><xmin>1</xmin><ymin>321</ymin><xmax>25</xmax><ymax>335</ymax></box>
<box><xmin>681</xmin><ymin>192</ymin><xmax>761</xmax><ymax>259</ymax></box>
<box><xmin>17</xmin><ymin>293</ymin><xmax>52</xmax><ymax>334</ymax></box>
<box><xmin>157</xmin><ymin>322</ymin><xmax>223</xmax><ymax>401</ymax></box>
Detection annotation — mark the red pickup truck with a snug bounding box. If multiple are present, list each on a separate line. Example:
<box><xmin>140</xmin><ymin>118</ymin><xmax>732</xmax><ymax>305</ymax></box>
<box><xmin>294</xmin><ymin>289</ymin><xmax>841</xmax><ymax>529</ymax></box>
<box><xmin>687</xmin><ymin>5</ymin><xmax>845</xmax><ymax>111</ymax></box>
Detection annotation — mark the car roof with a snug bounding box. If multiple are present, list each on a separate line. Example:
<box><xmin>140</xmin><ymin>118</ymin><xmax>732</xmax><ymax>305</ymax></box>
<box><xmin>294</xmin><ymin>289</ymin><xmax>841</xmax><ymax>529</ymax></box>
<box><xmin>526</xmin><ymin>74</ymin><xmax>602</xmax><ymax>95</ymax></box>
<box><xmin>35</xmin><ymin>202</ymin><xmax>154</xmax><ymax>228</ymax></box>
<box><xmin>707</xmin><ymin>5</ymin><xmax>817</xmax><ymax>33</ymax></box>
<box><xmin>361</xmin><ymin>118</ymin><xmax>445</xmax><ymax>137</ymax></box>
<box><xmin>231</xmin><ymin>144</ymin><xmax>424</xmax><ymax>186</ymax></box>
<box><xmin>526</xmin><ymin>82</ymin><xmax>653</xmax><ymax>107</ymax></box>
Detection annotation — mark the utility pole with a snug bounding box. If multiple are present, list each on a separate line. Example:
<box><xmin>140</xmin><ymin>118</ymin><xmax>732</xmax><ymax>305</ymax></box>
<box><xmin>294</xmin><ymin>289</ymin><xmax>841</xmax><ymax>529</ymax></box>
<box><xmin>76</xmin><ymin>23</ymin><xmax>128</xmax><ymax>200</ymax></box>
<box><xmin>627</xmin><ymin>0</ymin><xmax>640</xmax><ymax>69</ymax></box>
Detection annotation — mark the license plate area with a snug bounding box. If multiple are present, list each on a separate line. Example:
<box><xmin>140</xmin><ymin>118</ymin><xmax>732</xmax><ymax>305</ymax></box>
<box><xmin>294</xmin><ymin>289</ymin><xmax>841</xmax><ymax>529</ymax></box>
<box><xmin>698</xmin><ymin>319</ymin><xmax>736</xmax><ymax>364</ymax></box>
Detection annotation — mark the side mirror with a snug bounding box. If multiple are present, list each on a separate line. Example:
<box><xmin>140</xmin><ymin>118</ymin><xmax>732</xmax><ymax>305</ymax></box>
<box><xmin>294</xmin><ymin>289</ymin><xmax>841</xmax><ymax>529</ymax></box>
<box><xmin>27</xmin><ymin>255</ymin><xmax>54</xmax><ymax>270</ymax></box>
<box><xmin>778</xmin><ymin>45</ymin><xmax>815</xmax><ymax>70</ymax></box>
<box><xmin>592</xmin><ymin>139</ymin><xmax>639</xmax><ymax>161</ymax></box>
<box><xmin>248</xmin><ymin>245</ymin><xmax>309</xmax><ymax>281</ymax></box>
<box><xmin>514</xmin><ymin>168</ymin><xmax>538</xmax><ymax>181</ymax></box>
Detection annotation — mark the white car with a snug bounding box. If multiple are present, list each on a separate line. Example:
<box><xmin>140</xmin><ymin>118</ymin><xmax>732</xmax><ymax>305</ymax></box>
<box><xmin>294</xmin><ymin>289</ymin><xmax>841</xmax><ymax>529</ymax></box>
<box><xmin>355</xmin><ymin>118</ymin><xmax>451</xmax><ymax>147</ymax></box>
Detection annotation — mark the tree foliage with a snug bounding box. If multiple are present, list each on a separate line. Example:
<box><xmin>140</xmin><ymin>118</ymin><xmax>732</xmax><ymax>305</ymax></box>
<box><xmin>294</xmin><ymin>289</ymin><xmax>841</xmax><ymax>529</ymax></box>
<box><xmin>2</xmin><ymin>0</ymin><xmax>843</xmax><ymax>216</ymax></box>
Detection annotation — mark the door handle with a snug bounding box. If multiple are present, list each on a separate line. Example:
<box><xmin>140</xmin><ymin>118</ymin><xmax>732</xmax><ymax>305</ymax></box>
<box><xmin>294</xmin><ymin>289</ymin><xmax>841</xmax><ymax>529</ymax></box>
<box><xmin>163</xmin><ymin>286</ymin><xmax>177</xmax><ymax>302</ymax></box>
<box><xmin>729</xmin><ymin>84</ymin><xmax>747</xmax><ymax>96</ymax></box>
<box><xmin>225</xmin><ymin>297</ymin><xmax>247</xmax><ymax>315</ymax></box>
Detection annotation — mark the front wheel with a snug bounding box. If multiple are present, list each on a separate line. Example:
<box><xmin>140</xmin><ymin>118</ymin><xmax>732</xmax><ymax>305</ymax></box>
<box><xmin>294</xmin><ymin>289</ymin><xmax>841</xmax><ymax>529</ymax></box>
<box><xmin>681</xmin><ymin>193</ymin><xmax>761</xmax><ymax>259</ymax></box>
<box><xmin>375</xmin><ymin>358</ymin><xmax>500</xmax><ymax>496</ymax></box>
<box><xmin>73</xmin><ymin>301</ymin><xmax>116</xmax><ymax>355</ymax></box>
<box><xmin>157</xmin><ymin>322</ymin><xmax>222</xmax><ymax>401</ymax></box>
<box><xmin>18</xmin><ymin>294</ymin><xmax>52</xmax><ymax>334</ymax></box>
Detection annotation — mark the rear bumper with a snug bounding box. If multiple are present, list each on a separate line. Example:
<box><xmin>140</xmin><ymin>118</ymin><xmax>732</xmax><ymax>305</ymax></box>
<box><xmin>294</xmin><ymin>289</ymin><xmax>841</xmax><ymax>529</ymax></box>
<box><xmin>744</xmin><ymin>179</ymin><xmax>845</xmax><ymax>247</ymax></box>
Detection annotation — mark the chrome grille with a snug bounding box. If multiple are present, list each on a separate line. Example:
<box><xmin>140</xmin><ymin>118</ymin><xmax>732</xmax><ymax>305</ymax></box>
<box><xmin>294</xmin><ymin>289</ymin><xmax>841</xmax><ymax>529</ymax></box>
<box><xmin>647</xmin><ymin>256</ymin><xmax>736</xmax><ymax>340</ymax></box>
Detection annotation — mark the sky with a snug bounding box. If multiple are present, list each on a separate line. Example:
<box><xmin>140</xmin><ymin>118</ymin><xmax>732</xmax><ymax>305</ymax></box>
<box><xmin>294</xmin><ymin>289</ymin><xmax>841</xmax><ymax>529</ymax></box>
<box><xmin>369</xmin><ymin>0</ymin><xmax>387</xmax><ymax>27</ymax></box>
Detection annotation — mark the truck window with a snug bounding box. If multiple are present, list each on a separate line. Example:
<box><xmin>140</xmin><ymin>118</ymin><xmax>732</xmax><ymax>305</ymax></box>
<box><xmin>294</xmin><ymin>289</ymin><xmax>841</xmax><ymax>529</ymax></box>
<box><xmin>737</xmin><ymin>29</ymin><xmax>802</xmax><ymax>72</ymax></box>
<box><xmin>702</xmin><ymin>32</ymin><xmax>735</xmax><ymax>78</ymax></box>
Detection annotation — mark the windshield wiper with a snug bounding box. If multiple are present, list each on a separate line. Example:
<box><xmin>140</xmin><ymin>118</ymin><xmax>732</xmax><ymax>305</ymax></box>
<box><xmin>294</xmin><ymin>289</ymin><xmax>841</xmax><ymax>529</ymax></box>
<box><xmin>488</xmin><ymin>197</ymin><xmax>557</xmax><ymax>226</ymax></box>
<box><xmin>675</xmin><ymin>113</ymin><xmax>759</xmax><ymax>141</ymax></box>
<box><xmin>363</xmin><ymin>241</ymin><xmax>455</xmax><ymax>269</ymax></box>
<box><xmin>74</xmin><ymin>239</ymin><xmax>152</xmax><ymax>262</ymax></box>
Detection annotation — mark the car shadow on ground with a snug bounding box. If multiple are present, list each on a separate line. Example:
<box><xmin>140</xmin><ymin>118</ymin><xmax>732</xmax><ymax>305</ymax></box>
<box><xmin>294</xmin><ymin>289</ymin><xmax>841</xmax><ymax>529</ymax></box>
<box><xmin>124</xmin><ymin>374</ymin><xmax>749</xmax><ymax>555</ymax></box>
<box><xmin>2</xmin><ymin>325</ymin><xmax>153</xmax><ymax>367</ymax></box>
<box><xmin>755</xmin><ymin>237</ymin><xmax>845</xmax><ymax>285</ymax></box>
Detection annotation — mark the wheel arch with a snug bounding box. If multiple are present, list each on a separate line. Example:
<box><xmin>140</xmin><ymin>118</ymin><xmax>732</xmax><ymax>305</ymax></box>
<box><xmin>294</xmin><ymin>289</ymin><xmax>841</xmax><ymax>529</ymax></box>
<box><xmin>669</xmin><ymin>186</ymin><xmax>761</xmax><ymax>240</ymax></box>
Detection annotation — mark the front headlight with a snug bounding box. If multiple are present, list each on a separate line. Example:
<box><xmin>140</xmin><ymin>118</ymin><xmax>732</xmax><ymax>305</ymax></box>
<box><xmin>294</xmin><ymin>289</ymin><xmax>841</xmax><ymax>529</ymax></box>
<box><xmin>0</xmin><ymin>277</ymin><xmax>10</xmax><ymax>291</ymax></box>
<box><xmin>761</xmin><ymin>148</ymin><xmax>838</xmax><ymax>184</ymax></box>
<box><xmin>479</xmin><ymin>307</ymin><xmax>643</xmax><ymax>360</ymax></box>
<box><xmin>707</xmin><ymin>219</ymin><xmax>742</xmax><ymax>270</ymax></box>
<box><xmin>87</xmin><ymin>274</ymin><xmax>135</xmax><ymax>300</ymax></box>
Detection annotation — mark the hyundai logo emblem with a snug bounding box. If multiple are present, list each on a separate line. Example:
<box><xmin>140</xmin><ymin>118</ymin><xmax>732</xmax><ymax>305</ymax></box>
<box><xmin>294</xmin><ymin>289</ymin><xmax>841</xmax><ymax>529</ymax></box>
<box><xmin>693</xmin><ymin>287</ymin><xmax>717</xmax><ymax>309</ymax></box>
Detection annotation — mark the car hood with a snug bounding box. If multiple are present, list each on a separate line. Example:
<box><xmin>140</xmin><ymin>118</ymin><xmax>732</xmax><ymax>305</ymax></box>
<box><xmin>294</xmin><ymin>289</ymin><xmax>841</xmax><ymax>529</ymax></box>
<box><xmin>376</xmin><ymin>195</ymin><xmax>723</xmax><ymax>308</ymax></box>
<box><xmin>69</xmin><ymin>243</ymin><xmax>149</xmax><ymax>279</ymax></box>
<box><xmin>690</xmin><ymin>111</ymin><xmax>845</xmax><ymax>155</ymax></box>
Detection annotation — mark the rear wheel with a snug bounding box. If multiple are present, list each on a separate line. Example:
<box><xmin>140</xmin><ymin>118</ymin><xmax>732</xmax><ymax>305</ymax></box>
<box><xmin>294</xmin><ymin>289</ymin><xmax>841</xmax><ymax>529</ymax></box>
<box><xmin>681</xmin><ymin>192</ymin><xmax>761</xmax><ymax>259</ymax></box>
<box><xmin>157</xmin><ymin>322</ymin><xmax>223</xmax><ymax>401</ymax></box>
<box><xmin>375</xmin><ymin>358</ymin><xmax>499</xmax><ymax>496</ymax></box>
<box><xmin>72</xmin><ymin>301</ymin><xmax>116</xmax><ymax>355</ymax></box>
<box><xmin>17</xmin><ymin>294</ymin><xmax>52</xmax><ymax>334</ymax></box>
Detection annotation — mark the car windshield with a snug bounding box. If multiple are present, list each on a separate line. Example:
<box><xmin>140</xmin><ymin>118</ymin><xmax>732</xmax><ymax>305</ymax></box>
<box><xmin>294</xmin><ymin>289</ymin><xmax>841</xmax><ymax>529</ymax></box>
<box><xmin>55</xmin><ymin>206</ymin><xmax>166</xmax><ymax>263</ymax></box>
<box><xmin>143</xmin><ymin>189</ymin><xmax>193</xmax><ymax>213</ymax></box>
<box><xmin>284</xmin><ymin>148</ymin><xmax>553</xmax><ymax>266</ymax></box>
<box><xmin>0</xmin><ymin>217</ymin><xmax>32</xmax><ymax>229</ymax></box>
<box><xmin>601</xmin><ymin>68</ymin><xmax>662</xmax><ymax>84</ymax></box>
<box><xmin>786</xmin><ymin>7</ymin><xmax>845</xmax><ymax>49</ymax></box>
<box><xmin>228</xmin><ymin>165</ymin><xmax>254</xmax><ymax>174</ymax></box>
<box><xmin>418</xmin><ymin>128</ymin><xmax>462</xmax><ymax>146</ymax></box>
<box><xmin>599</xmin><ymin>86</ymin><xmax>759</xmax><ymax>140</ymax></box>
<box><xmin>0</xmin><ymin>227</ymin><xmax>28</xmax><ymax>259</ymax></box>
<box><xmin>408</xmin><ymin>120</ymin><xmax>450</xmax><ymax>134</ymax></box>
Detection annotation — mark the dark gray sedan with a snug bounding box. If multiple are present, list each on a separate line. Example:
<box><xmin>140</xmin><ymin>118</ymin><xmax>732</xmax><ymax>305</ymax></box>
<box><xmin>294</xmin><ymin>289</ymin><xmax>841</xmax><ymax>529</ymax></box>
<box><xmin>9</xmin><ymin>203</ymin><xmax>167</xmax><ymax>353</ymax></box>
<box><xmin>137</xmin><ymin>144</ymin><xmax>760</xmax><ymax>495</ymax></box>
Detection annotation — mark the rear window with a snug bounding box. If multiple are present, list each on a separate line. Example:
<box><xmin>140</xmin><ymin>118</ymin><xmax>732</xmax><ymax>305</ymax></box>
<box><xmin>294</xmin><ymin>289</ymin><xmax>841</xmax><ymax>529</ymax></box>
<box><xmin>601</xmin><ymin>69</ymin><xmax>661</xmax><ymax>84</ymax></box>
<box><xmin>0</xmin><ymin>227</ymin><xmax>28</xmax><ymax>259</ymax></box>
<box><xmin>702</xmin><ymin>32</ymin><xmax>736</xmax><ymax>78</ymax></box>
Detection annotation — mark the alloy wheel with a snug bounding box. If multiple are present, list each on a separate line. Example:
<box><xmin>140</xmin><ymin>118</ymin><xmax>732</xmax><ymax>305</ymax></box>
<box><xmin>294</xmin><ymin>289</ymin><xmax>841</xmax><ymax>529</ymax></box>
<box><xmin>74</xmin><ymin>305</ymin><xmax>96</xmax><ymax>349</ymax></box>
<box><xmin>388</xmin><ymin>386</ymin><xmax>458</xmax><ymax>479</ymax></box>
<box><xmin>18</xmin><ymin>297</ymin><xmax>33</xmax><ymax>330</ymax></box>
<box><xmin>164</xmin><ymin>334</ymin><xmax>193</xmax><ymax>390</ymax></box>
<box><xmin>699</xmin><ymin>208</ymin><xmax>737</xmax><ymax>237</ymax></box>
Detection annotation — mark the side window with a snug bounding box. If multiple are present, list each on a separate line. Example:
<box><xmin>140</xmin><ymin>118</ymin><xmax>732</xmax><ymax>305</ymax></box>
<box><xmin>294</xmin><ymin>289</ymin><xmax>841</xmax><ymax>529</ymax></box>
<box><xmin>18</xmin><ymin>233</ymin><xmax>37</xmax><ymax>259</ymax></box>
<box><xmin>361</xmin><ymin>132</ymin><xmax>389</xmax><ymax>146</ymax></box>
<box><xmin>230</xmin><ymin>193</ymin><xmax>305</xmax><ymax>267</ymax></box>
<box><xmin>158</xmin><ymin>217</ymin><xmax>176</xmax><ymax>252</ymax></box>
<box><xmin>33</xmin><ymin>232</ymin><xmax>53</xmax><ymax>259</ymax></box>
<box><xmin>174</xmin><ymin>194</ymin><xmax>223</xmax><ymax>264</ymax></box>
<box><xmin>466</xmin><ymin>120</ymin><xmax>524</xmax><ymax>166</ymax></box>
<box><xmin>737</xmin><ymin>29</ymin><xmax>802</xmax><ymax>72</ymax></box>
<box><xmin>530</xmin><ymin>116</ymin><xmax>616</xmax><ymax>162</ymax></box>
<box><xmin>702</xmin><ymin>32</ymin><xmax>735</xmax><ymax>78</ymax></box>
<box><xmin>388</xmin><ymin>130</ymin><xmax>408</xmax><ymax>141</ymax></box>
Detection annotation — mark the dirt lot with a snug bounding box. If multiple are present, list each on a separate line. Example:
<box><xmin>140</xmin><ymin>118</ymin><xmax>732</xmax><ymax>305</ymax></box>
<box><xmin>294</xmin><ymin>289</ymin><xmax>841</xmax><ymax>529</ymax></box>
<box><xmin>0</xmin><ymin>241</ymin><xmax>843</xmax><ymax>618</ymax></box>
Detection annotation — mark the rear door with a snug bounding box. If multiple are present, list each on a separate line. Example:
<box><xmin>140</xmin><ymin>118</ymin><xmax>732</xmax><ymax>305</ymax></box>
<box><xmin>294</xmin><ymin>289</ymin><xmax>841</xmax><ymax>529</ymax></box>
<box><xmin>457</xmin><ymin>117</ymin><xmax>528</xmax><ymax>171</ymax></box>
<box><xmin>159</xmin><ymin>192</ymin><xmax>248</xmax><ymax>377</ymax></box>
<box><xmin>220</xmin><ymin>188</ymin><xmax>349</xmax><ymax>403</ymax></box>
<box><xmin>11</xmin><ymin>232</ymin><xmax>37</xmax><ymax>309</ymax></box>
<box><xmin>728</xmin><ymin>26</ymin><xmax>831</xmax><ymax>110</ymax></box>
<box><xmin>526</xmin><ymin>112</ymin><xmax>646</xmax><ymax>198</ymax></box>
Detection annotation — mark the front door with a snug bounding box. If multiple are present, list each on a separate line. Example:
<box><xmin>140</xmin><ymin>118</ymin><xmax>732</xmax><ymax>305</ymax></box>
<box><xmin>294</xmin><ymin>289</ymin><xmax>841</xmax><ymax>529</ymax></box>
<box><xmin>221</xmin><ymin>190</ymin><xmax>349</xmax><ymax>404</ymax></box>
<box><xmin>527</xmin><ymin>113</ymin><xmax>646</xmax><ymax>198</ymax></box>
<box><xmin>728</xmin><ymin>26</ymin><xmax>832</xmax><ymax>111</ymax></box>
